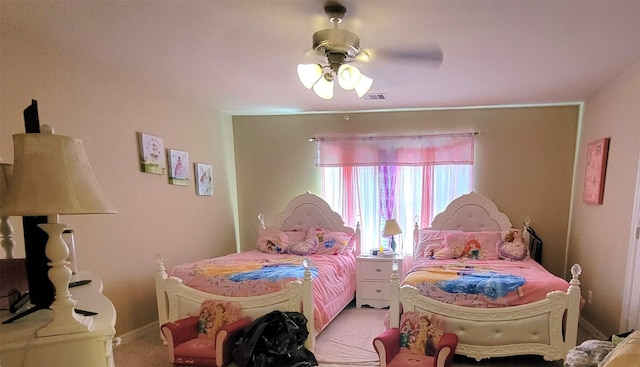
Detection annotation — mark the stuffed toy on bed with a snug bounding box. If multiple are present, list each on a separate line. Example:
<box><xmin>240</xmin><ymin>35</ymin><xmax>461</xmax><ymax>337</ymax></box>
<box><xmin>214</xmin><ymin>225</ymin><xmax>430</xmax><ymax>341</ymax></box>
<box><xmin>497</xmin><ymin>229</ymin><xmax>528</xmax><ymax>261</ymax></box>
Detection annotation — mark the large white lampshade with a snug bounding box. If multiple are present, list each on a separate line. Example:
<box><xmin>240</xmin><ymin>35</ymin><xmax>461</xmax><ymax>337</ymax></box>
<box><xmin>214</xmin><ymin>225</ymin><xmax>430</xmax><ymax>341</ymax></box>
<box><xmin>1</xmin><ymin>126</ymin><xmax>116</xmax><ymax>337</ymax></box>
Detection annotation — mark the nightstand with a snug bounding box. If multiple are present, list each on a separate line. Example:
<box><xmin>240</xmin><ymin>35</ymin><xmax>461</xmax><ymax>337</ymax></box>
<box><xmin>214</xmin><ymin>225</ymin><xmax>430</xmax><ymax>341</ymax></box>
<box><xmin>356</xmin><ymin>254</ymin><xmax>403</xmax><ymax>309</ymax></box>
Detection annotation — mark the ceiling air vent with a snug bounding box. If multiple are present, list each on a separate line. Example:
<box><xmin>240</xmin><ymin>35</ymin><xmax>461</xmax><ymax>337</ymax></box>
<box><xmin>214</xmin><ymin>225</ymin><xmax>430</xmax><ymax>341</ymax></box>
<box><xmin>364</xmin><ymin>93</ymin><xmax>387</xmax><ymax>100</ymax></box>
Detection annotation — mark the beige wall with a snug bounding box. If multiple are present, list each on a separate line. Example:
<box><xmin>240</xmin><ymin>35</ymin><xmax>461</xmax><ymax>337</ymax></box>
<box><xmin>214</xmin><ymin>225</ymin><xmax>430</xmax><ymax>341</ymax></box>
<box><xmin>568</xmin><ymin>60</ymin><xmax>640</xmax><ymax>336</ymax></box>
<box><xmin>233</xmin><ymin>106</ymin><xmax>578</xmax><ymax>277</ymax></box>
<box><xmin>1</xmin><ymin>24</ymin><xmax>239</xmax><ymax>335</ymax></box>
<box><xmin>4</xmin><ymin>12</ymin><xmax>637</xmax><ymax>340</ymax></box>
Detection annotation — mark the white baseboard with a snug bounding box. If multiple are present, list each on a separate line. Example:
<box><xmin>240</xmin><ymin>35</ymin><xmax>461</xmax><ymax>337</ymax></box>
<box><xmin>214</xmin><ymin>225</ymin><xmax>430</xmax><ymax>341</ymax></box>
<box><xmin>579</xmin><ymin>316</ymin><xmax>607</xmax><ymax>340</ymax></box>
<box><xmin>114</xmin><ymin>321</ymin><xmax>160</xmax><ymax>348</ymax></box>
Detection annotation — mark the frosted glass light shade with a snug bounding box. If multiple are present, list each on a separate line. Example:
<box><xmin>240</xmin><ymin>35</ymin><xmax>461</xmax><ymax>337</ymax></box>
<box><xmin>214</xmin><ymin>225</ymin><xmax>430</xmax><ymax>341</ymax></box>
<box><xmin>297</xmin><ymin>64</ymin><xmax>323</xmax><ymax>89</ymax></box>
<box><xmin>338</xmin><ymin>64</ymin><xmax>361</xmax><ymax>90</ymax></box>
<box><xmin>313</xmin><ymin>76</ymin><xmax>334</xmax><ymax>99</ymax></box>
<box><xmin>355</xmin><ymin>74</ymin><xmax>373</xmax><ymax>97</ymax></box>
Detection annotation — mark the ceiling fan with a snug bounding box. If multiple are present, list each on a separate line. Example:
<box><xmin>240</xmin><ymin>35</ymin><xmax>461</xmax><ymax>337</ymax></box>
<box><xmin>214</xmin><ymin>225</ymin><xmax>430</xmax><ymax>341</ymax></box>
<box><xmin>297</xmin><ymin>2</ymin><xmax>443</xmax><ymax>99</ymax></box>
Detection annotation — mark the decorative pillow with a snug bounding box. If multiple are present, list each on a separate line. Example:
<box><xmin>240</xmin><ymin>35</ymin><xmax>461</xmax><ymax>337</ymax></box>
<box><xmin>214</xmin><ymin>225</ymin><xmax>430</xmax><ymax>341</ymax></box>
<box><xmin>283</xmin><ymin>228</ymin><xmax>307</xmax><ymax>244</ymax></box>
<box><xmin>415</xmin><ymin>230</ymin><xmax>456</xmax><ymax>259</ymax></box>
<box><xmin>433</xmin><ymin>246</ymin><xmax>456</xmax><ymax>260</ymax></box>
<box><xmin>341</xmin><ymin>235</ymin><xmax>357</xmax><ymax>255</ymax></box>
<box><xmin>565</xmin><ymin>339</ymin><xmax>616</xmax><ymax>367</ymax></box>
<box><xmin>197</xmin><ymin>300</ymin><xmax>243</xmax><ymax>339</ymax></box>
<box><xmin>256</xmin><ymin>227</ymin><xmax>289</xmax><ymax>254</ymax></box>
<box><xmin>399</xmin><ymin>311</ymin><xmax>445</xmax><ymax>356</ymax></box>
<box><xmin>288</xmin><ymin>238</ymin><xmax>319</xmax><ymax>256</ymax></box>
<box><xmin>600</xmin><ymin>330</ymin><xmax>640</xmax><ymax>367</ymax></box>
<box><xmin>444</xmin><ymin>231</ymin><xmax>502</xmax><ymax>260</ymax></box>
<box><xmin>497</xmin><ymin>230</ymin><xmax>528</xmax><ymax>261</ymax></box>
<box><xmin>306</xmin><ymin>228</ymin><xmax>353</xmax><ymax>255</ymax></box>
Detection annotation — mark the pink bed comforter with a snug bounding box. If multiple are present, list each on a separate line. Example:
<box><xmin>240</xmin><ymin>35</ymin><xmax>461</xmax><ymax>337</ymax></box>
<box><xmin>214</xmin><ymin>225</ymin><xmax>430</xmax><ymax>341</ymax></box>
<box><xmin>402</xmin><ymin>257</ymin><xmax>569</xmax><ymax>308</ymax></box>
<box><xmin>171</xmin><ymin>250</ymin><xmax>356</xmax><ymax>332</ymax></box>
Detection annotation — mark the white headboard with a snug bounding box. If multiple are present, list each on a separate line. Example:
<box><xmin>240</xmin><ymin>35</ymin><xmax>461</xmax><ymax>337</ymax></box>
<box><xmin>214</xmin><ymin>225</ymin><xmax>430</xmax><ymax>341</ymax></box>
<box><xmin>429</xmin><ymin>191</ymin><xmax>512</xmax><ymax>231</ymax></box>
<box><xmin>266</xmin><ymin>192</ymin><xmax>361</xmax><ymax>255</ymax></box>
<box><xmin>413</xmin><ymin>191</ymin><xmax>514</xmax><ymax>253</ymax></box>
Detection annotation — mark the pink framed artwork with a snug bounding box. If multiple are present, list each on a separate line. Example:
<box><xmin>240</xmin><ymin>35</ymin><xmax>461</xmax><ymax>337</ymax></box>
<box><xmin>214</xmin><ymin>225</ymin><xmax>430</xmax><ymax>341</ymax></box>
<box><xmin>583</xmin><ymin>137</ymin><xmax>610</xmax><ymax>205</ymax></box>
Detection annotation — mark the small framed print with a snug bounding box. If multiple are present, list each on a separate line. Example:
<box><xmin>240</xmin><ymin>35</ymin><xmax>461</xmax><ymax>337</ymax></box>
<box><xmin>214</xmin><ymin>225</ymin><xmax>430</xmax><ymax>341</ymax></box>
<box><xmin>195</xmin><ymin>163</ymin><xmax>213</xmax><ymax>196</ymax></box>
<box><xmin>138</xmin><ymin>132</ymin><xmax>166</xmax><ymax>175</ymax></box>
<box><xmin>168</xmin><ymin>149</ymin><xmax>190</xmax><ymax>185</ymax></box>
<box><xmin>583</xmin><ymin>137</ymin><xmax>610</xmax><ymax>205</ymax></box>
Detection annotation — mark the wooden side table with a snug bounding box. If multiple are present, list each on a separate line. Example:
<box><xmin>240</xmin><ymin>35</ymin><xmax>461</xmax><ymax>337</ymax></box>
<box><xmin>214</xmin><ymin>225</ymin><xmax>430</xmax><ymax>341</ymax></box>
<box><xmin>0</xmin><ymin>271</ymin><xmax>117</xmax><ymax>367</ymax></box>
<box><xmin>356</xmin><ymin>254</ymin><xmax>403</xmax><ymax>309</ymax></box>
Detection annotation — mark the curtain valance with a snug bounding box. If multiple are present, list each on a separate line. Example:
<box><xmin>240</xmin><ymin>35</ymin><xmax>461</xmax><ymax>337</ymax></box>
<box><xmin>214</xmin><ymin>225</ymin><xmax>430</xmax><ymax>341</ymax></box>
<box><xmin>314</xmin><ymin>132</ymin><xmax>475</xmax><ymax>167</ymax></box>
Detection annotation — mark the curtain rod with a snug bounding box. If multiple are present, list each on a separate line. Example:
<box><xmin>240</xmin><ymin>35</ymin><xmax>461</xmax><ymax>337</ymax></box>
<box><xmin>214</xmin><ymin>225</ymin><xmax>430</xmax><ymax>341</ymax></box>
<box><xmin>308</xmin><ymin>131</ymin><xmax>479</xmax><ymax>142</ymax></box>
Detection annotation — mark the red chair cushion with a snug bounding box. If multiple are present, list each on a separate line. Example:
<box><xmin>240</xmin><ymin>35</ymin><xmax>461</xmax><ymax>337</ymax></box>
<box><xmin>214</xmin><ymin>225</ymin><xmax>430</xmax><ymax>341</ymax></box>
<box><xmin>174</xmin><ymin>338</ymin><xmax>217</xmax><ymax>366</ymax></box>
<box><xmin>387</xmin><ymin>352</ymin><xmax>435</xmax><ymax>367</ymax></box>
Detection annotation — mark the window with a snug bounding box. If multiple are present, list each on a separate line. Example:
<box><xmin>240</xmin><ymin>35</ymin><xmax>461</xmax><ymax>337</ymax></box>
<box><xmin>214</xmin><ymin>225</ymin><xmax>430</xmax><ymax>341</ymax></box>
<box><xmin>322</xmin><ymin>165</ymin><xmax>472</xmax><ymax>254</ymax></box>
<box><xmin>316</xmin><ymin>133</ymin><xmax>474</xmax><ymax>254</ymax></box>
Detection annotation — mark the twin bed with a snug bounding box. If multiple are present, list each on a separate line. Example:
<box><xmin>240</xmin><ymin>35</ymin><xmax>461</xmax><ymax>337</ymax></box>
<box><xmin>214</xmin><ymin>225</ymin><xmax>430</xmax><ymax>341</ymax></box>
<box><xmin>155</xmin><ymin>190</ymin><xmax>581</xmax><ymax>361</ymax></box>
<box><xmin>155</xmin><ymin>192</ymin><xmax>359</xmax><ymax>351</ymax></box>
<box><xmin>389</xmin><ymin>191</ymin><xmax>582</xmax><ymax>361</ymax></box>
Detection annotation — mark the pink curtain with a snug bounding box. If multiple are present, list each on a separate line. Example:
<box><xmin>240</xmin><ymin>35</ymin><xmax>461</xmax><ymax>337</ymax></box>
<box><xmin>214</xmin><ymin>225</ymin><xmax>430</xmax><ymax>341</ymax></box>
<box><xmin>315</xmin><ymin>133</ymin><xmax>475</xmax><ymax>167</ymax></box>
<box><xmin>317</xmin><ymin>132</ymin><xmax>475</xmax><ymax>251</ymax></box>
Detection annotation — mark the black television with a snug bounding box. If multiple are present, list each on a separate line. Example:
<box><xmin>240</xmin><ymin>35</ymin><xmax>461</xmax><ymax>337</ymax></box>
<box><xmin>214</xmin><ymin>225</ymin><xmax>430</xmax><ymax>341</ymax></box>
<box><xmin>22</xmin><ymin>100</ymin><xmax>55</xmax><ymax>309</ymax></box>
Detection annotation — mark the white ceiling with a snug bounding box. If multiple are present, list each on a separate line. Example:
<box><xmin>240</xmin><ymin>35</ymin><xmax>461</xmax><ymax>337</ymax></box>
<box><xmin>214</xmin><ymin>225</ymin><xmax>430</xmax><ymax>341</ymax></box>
<box><xmin>2</xmin><ymin>0</ymin><xmax>639</xmax><ymax>116</ymax></box>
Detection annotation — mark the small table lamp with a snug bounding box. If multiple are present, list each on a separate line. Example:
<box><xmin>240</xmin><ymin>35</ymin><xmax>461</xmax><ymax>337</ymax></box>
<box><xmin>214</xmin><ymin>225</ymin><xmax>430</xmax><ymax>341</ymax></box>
<box><xmin>383</xmin><ymin>219</ymin><xmax>402</xmax><ymax>253</ymax></box>
<box><xmin>0</xmin><ymin>162</ymin><xmax>15</xmax><ymax>259</ymax></box>
<box><xmin>1</xmin><ymin>126</ymin><xmax>116</xmax><ymax>337</ymax></box>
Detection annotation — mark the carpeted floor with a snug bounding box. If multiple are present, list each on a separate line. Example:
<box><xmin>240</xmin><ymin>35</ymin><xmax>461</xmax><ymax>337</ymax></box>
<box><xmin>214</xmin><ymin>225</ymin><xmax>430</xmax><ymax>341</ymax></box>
<box><xmin>114</xmin><ymin>304</ymin><xmax>586</xmax><ymax>366</ymax></box>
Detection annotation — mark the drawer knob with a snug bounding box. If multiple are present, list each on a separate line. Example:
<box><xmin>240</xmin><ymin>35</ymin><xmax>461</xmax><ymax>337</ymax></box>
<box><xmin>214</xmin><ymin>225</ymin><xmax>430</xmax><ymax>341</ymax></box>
<box><xmin>375</xmin><ymin>268</ymin><xmax>382</xmax><ymax>272</ymax></box>
<box><xmin>376</xmin><ymin>289</ymin><xmax>382</xmax><ymax>293</ymax></box>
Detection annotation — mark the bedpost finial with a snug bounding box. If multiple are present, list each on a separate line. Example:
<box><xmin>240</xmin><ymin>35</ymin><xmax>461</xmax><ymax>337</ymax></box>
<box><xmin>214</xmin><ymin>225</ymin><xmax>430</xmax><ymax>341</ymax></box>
<box><xmin>570</xmin><ymin>264</ymin><xmax>581</xmax><ymax>278</ymax></box>
<box><xmin>156</xmin><ymin>253</ymin><xmax>164</xmax><ymax>264</ymax></box>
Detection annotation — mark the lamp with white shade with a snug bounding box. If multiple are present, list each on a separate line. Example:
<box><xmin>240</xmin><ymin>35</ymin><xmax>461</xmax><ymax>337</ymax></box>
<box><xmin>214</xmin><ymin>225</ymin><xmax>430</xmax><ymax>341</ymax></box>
<box><xmin>0</xmin><ymin>126</ymin><xmax>116</xmax><ymax>336</ymax></box>
<box><xmin>383</xmin><ymin>219</ymin><xmax>402</xmax><ymax>253</ymax></box>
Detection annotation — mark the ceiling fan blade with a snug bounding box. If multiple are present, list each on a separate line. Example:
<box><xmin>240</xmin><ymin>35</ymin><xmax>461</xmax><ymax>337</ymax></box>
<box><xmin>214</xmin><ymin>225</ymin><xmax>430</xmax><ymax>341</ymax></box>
<box><xmin>303</xmin><ymin>48</ymin><xmax>326</xmax><ymax>64</ymax></box>
<box><xmin>373</xmin><ymin>44</ymin><xmax>443</xmax><ymax>66</ymax></box>
<box><xmin>354</xmin><ymin>50</ymin><xmax>370</xmax><ymax>63</ymax></box>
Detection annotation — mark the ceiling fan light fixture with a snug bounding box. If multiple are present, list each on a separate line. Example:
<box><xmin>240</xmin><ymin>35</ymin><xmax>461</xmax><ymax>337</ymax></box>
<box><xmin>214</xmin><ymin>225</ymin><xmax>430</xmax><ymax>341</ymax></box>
<box><xmin>297</xmin><ymin>64</ymin><xmax>323</xmax><ymax>89</ymax></box>
<box><xmin>355</xmin><ymin>74</ymin><xmax>373</xmax><ymax>98</ymax></box>
<box><xmin>313</xmin><ymin>73</ymin><xmax>334</xmax><ymax>99</ymax></box>
<box><xmin>337</xmin><ymin>64</ymin><xmax>361</xmax><ymax>90</ymax></box>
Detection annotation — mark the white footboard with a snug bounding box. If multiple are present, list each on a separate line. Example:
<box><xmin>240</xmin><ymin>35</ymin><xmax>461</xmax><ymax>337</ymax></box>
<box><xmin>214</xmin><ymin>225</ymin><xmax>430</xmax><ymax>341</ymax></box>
<box><xmin>390</xmin><ymin>263</ymin><xmax>582</xmax><ymax>361</ymax></box>
<box><xmin>155</xmin><ymin>254</ymin><xmax>316</xmax><ymax>351</ymax></box>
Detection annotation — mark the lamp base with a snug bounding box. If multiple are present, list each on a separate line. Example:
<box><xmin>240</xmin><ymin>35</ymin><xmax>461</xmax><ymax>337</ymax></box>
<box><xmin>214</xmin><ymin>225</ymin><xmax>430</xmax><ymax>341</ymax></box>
<box><xmin>36</xmin><ymin>222</ymin><xmax>92</xmax><ymax>337</ymax></box>
<box><xmin>390</xmin><ymin>237</ymin><xmax>397</xmax><ymax>252</ymax></box>
<box><xmin>37</xmin><ymin>310</ymin><xmax>92</xmax><ymax>337</ymax></box>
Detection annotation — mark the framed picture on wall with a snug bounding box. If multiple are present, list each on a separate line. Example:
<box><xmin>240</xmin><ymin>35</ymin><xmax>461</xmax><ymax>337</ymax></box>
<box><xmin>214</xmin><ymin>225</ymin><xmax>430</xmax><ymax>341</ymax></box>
<box><xmin>195</xmin><ymin>163</ymin><xmax>213</xmax><ymax>196</ymax></box>
<box><xmin>168</xmin><ymin>149</ymin><xmax>190</xmax><ymax>185</ymax></box>
<box><xmin>138</xmin><ymin>132</ymin><xmax>166</xmax><ymax>175</ymax></box>
<box><xmin>583</xmin><ymin>137</ymin><xmax>610</xmax><ymax>205</ymax></box>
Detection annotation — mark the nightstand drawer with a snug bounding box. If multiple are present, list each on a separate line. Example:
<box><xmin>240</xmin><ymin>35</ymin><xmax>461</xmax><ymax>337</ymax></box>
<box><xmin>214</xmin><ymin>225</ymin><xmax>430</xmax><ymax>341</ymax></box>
<box><xmin>360</xmin><ymin>281</ymin><xmax>390</xmax><ymax>300</ymax></box>
<box><xmin>360</xmin><ymin>262</ymin><xmax>393</xmax><ymax>280</ymax></box>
